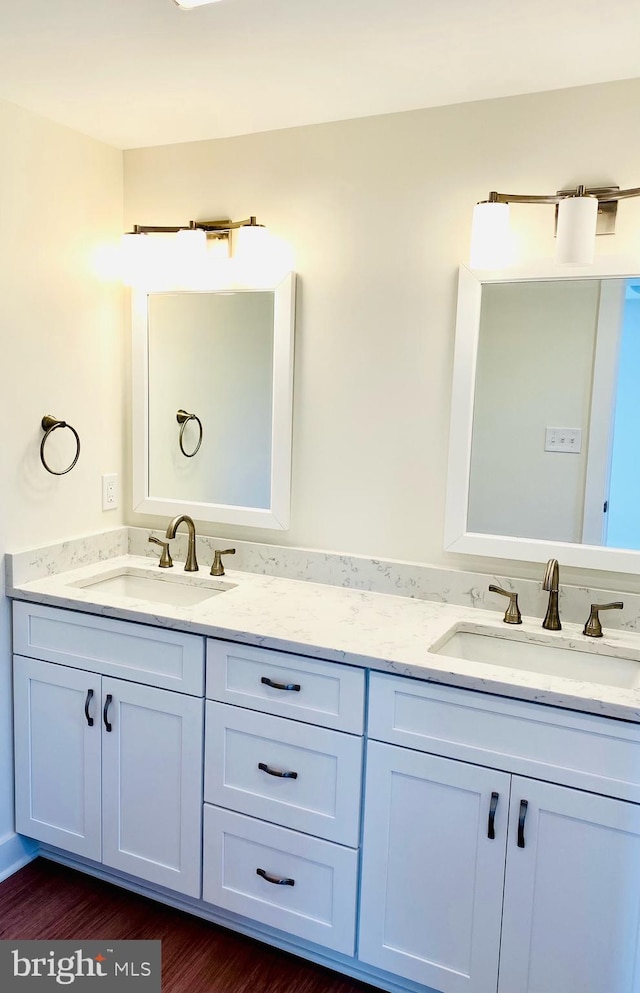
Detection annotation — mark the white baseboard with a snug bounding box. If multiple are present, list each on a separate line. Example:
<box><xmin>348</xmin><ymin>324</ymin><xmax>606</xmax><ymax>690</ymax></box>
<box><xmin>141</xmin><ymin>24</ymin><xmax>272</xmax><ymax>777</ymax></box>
<box><xmin>0</xmin><ymin>833</ymin><xmax>38</xmax><ymax>882</ymax></box>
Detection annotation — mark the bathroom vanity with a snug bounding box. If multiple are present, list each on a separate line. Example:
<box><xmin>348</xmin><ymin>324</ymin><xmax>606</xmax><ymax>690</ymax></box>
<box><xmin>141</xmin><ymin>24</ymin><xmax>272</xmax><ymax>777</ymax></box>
<box><xmin>9</xmin><ymin>542</ymin><xmax>640</xmax><ymax>993</ymax></box>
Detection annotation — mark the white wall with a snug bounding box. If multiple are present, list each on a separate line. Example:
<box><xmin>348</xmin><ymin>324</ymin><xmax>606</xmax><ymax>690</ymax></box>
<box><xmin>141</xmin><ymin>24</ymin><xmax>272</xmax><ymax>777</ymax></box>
<box><xmin>0</xmin><ymin>97</ymin><xmax>125</xmax><ymax>877</ymax></box>
<box><xmin>123</xmin><ymin>77</ymin><xmax>640</xmax><ymax>590</ymax></box>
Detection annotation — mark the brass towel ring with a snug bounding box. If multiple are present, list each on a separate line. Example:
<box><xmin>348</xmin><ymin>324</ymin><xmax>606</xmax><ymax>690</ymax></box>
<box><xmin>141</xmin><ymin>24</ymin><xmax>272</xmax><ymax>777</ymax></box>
<box><xmin>177</xmin><ymin>409</ymin><xmax>203</xmax><ymax>458</ymax></box>
<box><xmin>40</xmin><ymin>415</ymin><xmax>81</xmax><ymax>475</ymax></box>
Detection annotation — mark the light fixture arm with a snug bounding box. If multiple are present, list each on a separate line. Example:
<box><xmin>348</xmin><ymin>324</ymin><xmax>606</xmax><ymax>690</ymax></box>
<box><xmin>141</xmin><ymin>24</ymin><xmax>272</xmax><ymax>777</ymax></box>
<box><xmin>193</xmin><ymin>215</ymin><xmax>260</xmax><ymax>231</ymax></box>
<box><xmin>482</xmin><ymin>184</ymin><xmax>640</xmax><ymax>206</ymax></box>
<box><xmin>608</xmin><ymin>185</ymin><xmax>640</xmax><ymax>201</ymax></box>
<box><xmin>483</xmin><ymin>190</ymin><xmax>563</xmax><ymax>206</ymax></box>
<box><xmin>128</xmin><ymin>215</ymin><xmax>262</xmax><ymax>236</ymax></box>
<box><xmin>132</xmin><ymin>223</ymin><xmax>188</xmax><ymax>233</ymax></box>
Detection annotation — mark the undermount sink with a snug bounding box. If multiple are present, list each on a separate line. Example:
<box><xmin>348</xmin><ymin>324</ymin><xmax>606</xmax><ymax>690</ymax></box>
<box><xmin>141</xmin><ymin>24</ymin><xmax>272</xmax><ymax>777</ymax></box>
<box><xmin>432</xmin><ymin>627</ymin><xmax>640</xmax><ymax>689</ymax></box>
<box><xmin>71</xmin><ymin>568</ymin><xmax>236</xmax><ymax>607</ymax></box>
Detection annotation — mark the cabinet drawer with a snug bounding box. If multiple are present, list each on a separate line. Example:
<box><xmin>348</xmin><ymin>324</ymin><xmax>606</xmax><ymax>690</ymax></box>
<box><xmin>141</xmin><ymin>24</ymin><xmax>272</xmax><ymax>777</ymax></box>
<box><xmin>204</xmin><ymin>701</ymin><xmax>362</xmax><ymax>846</ymax></box>
<box><xmin>206</xmin><ymin>640</ymin><xmax>364</xmax><ymax>732</ymax></box>
<box><xmin>13</xmin><ymin>602</ymin><xmax>204</xmax><ymax>696</ymax></box>
<box><xmin>369</xmin><ymin>671</ymin><xmax>640</xmax><ymax>803</ymax></box>
<box><xmin>202</xmin><ymin>805</ymin><xmax>358</xmax><ymax>954</ymax></box>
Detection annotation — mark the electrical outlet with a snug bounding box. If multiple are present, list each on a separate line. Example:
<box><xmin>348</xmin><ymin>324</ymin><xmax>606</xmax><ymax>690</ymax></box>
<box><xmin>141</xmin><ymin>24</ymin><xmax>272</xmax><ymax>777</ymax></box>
<box><xmin>102</xmin><ymin>473</ymin><xmax>119</xmax><ymax>511</ymax></box>
<box><xmin>544</xmin><ymin>428</ymin><xmax>582</xmax><ymax>454</ymax></box>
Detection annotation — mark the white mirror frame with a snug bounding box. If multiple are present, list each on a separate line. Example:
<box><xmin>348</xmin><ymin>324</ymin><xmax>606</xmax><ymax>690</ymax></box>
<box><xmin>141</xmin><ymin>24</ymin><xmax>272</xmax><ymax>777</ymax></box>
<box><xmin>444</xmin><ymin>260</ymin><xmax>640</xmax><ymax>573</ymax></box>
<box><xmin>132</xmin><ymin>272</ymin><xmax>296</xmax><ymax>529</ymax></box>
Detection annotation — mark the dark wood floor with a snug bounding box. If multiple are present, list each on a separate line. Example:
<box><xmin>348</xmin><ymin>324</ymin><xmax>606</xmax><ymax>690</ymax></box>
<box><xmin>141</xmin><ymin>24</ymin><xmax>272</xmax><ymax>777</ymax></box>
<box><xmin>0</xmin><ymin>859</ymin><xmax>376</xmax><ymax>993</ymax></box>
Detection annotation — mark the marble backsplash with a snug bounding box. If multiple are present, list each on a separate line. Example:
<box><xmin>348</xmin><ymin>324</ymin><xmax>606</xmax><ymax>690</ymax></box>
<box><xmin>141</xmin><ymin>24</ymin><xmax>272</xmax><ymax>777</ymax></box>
<box><xmin>7</xmin><ymin>525</ymin><xmax>640</xmax><ymax>632</ymax></box>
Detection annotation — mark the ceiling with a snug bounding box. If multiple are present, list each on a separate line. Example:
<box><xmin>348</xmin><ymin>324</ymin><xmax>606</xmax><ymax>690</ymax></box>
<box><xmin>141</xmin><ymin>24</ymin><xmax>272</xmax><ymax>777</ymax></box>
<box><xmin>0</xmin><ymin>0</ymin><xmax>639</xmax><ymax>150</ymax></box>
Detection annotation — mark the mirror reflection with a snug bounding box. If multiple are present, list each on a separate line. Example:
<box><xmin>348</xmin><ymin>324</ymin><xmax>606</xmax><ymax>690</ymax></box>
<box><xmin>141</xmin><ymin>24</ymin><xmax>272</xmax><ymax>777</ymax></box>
<box><xmin>148</xmin><ymin>290</ymin><xmax>274</xmax><ymax>509</ymax></box>
<box><xmin>132</xmin><ymin>272</ymin><xmax>295</xmax><ymax>530</ymax></box>
<box><xmin>468</xmin><ymin>276</ymin><xmax>640</xmax><ymax>550</ymax></box>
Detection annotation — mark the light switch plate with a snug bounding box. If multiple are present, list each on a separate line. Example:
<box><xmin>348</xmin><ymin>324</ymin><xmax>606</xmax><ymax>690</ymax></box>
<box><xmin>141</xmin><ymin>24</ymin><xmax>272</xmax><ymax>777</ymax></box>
<box><xmin>545</xmin><ymin>427</ymin><xmax>582</xmax><ymax>454</ymax></box>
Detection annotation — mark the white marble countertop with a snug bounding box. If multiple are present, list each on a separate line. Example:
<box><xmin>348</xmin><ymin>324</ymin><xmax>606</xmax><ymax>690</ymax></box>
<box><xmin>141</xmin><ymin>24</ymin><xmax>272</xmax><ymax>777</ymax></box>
<box><xmin>8</xmin><ymin>551</ymin><xmax>640</xmax><ymax>723</ymax></box>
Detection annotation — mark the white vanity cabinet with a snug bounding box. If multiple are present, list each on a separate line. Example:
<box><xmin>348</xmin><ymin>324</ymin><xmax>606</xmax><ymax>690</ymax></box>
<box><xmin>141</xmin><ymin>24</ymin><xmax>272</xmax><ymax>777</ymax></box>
<box><xmin>12</xmin><ymin>603</ymin><xmax>204</xmax><ymax>898</ymax></box>
<box><xmin>202</xmin><ymin>639</ymin><xmax>365</xmax><ymax>955</ymax></box>
<box><xmin>359</xmin><ymin>672</ymin><xmax>640</xmax><ymax>993</ymax></box>
<box><xmin>12</xmin><ymin>595</ymin><xmax>640</xmax><ymax>993</ymax></box>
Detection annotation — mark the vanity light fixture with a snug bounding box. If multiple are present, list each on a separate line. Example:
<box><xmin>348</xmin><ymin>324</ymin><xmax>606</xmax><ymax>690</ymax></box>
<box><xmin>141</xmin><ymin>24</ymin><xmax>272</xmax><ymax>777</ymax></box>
<box><xmin>121</xmin><ymin>216</ymin><xmax>267</xmax><ymax>287</ymax></box>
<box><xmin>125</xmin><ymin>215</ymin><xmax>263</xmax><ymax>245</ymax></box>
<box><xmin>470</xmin><ymin>183</ymin><xmax>640</xmax><ymax>268</ymax></box>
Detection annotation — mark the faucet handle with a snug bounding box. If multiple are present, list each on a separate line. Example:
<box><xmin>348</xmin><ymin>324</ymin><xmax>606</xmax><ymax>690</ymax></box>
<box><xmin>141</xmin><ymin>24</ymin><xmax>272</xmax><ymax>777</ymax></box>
<box><xmin>210</xmin><ymin>548</ymin><xmax>236</xmax><ymax>577</ymax></box>
<box><xmin>488</xmin><ymin>585</ymin><xmax>522</xmax><ymax>625</ymax></box>
<box><xmin>583</xmin><ymin>601</ymin><xmax>623</xmax><ymax>638</ymax></box>
<box><xmin>148</xmin><ymin>534</ymin><xmax>173</xmax><ymax>569</ymax></box>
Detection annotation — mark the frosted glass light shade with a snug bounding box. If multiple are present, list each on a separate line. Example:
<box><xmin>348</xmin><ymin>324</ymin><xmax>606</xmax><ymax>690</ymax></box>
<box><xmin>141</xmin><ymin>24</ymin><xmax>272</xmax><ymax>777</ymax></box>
<box><xmin>231</xmin><ymin>226</ymin><xmax>294</xmax><ymax>287</ymax></box>
<box><xmin>175</xmin><ymin>228</ymin><xmax>209</xmax><ymax>287</ymax></box>
<box><xmin>231</xmin><ymin>224</ymin><xmax>273</xmax><ymax>285</ymax></box>
<box><xmin>121</xmin><ymin>233</ymin><xmax>151</xmax><ymax>287</ymax></box>
<box><xmin>120</xmin><ymin>232</ymin><xmax>175</xmax><ymax>288</ymax></box>
<box><xmin>176</xmin><ymin>227</ymin><xmax>206</xmax><ymax>250</ymax></box>
<box><xmin>469</xmin><ymin>201</ymin><xmax>510</xmax><ymax>269</ymax></box>
<box><xmin>555</xmin><ymin>195</ymin><xmax>598</xmax><ymax>265</ymax></box>
<box><xmin>173</xmin><ymin>0</ymin><xmax>223</xmax><ymax>8</ymax></box>
<box><xmin>234</xmin><ymin>223</ymin><xmax>271</xmax><ymax>261</ymax></box>
<box><xmin>175</xmin><ymin>228</ymin><xmax>207</xmax><ymax>267</ymax></box>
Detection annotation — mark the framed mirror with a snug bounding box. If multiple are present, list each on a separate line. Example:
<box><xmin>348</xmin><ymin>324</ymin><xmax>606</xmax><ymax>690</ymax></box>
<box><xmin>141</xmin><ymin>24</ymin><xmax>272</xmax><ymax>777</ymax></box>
<box><xmin>132</xmin><ymin>272</ymin><xmax>296</xmax><ymax>528</ymax></box>
<box><xmin>445</xmin><ymin>262</ymin><xmax>640</xmax><ymax>572</ymax></box>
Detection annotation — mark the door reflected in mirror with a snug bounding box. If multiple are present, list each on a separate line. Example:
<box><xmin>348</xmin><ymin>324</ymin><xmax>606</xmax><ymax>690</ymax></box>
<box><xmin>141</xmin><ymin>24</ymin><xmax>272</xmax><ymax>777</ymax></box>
<box><xmin>132</xmin><ymin>273</ymin><xmax>296</xmax><ymax>529</ymax></box>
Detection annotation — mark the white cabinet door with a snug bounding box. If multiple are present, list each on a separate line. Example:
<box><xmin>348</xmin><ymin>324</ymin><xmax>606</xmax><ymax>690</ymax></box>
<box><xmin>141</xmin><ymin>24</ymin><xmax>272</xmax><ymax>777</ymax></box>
<box><xmin>101</xmin><ymin>678</ymin><xmax>203</xmax><ymax>897</ymax></box>
<box><xmin>358</xmin><ymin>741</ymin><xmax>510</xmax><ymax>993</ymax></box>
<box><xmin>499</xmin><ymin>777</ymin><xmax>640</xmax><ymax>993</ymax></box>
<box><xmin>13</xmin><ymin>656</ymin><xmax>101</xmax><ymax>860</ymax></box>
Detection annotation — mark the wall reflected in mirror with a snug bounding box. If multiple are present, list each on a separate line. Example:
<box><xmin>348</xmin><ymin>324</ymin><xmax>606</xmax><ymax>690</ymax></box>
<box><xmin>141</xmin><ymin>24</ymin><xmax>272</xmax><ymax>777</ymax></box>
<box><xmin>148</xmin><ymin>290</ymin><xmax>274</xmax><ymax>509</ymax></box>
<box><xmin>468</xmin><ymin>276</ymin><xmax>640</xmax><ymax>550</ymax></box>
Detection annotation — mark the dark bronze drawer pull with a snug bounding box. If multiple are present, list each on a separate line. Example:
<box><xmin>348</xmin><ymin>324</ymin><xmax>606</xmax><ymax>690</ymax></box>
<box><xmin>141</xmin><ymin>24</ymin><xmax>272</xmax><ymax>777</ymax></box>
<box><xmin>84</xmin><ymin>689</ymin><xmax>94</xmax><ymax>727</ymax></box>
<box><xmin>261</xmin><ymin>676</ymin><xmax>301</xmax><ymax>692</ymax></box>
<box><xmin>258</xmin><ymin>762</ymin><xmax>298</xmax><ymax>780</ymax></box>
<box><xmin>487</xmin><ymin>791</ymin><xmax>499</xmax><ymax>840</ymax></box>
<box><xmin>517</xmin><ymin>799</ymin><xmax>529</xmax><ymax>848</ymax></box>
<box><xmin>103</xmin><ymin>693</ymin><xmax>113</xmax><ymax>733</ymax></box>
<box><xmin>256</xmin><ymin>868</ymin><xmax>295</xmax><ymax>886</ymax></box>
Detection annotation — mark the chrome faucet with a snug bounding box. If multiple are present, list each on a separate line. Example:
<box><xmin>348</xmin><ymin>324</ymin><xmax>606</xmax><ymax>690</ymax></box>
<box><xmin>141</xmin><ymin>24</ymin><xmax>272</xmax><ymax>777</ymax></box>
<box><xmin>542</xmin><ymin>558</ymin><xmax>561</xmax><ymax>630</ymax></box>
<box><xmin>165</xmin><ymin>515</ymin><xmax>199</xmax><ymax>572</ymax></box>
